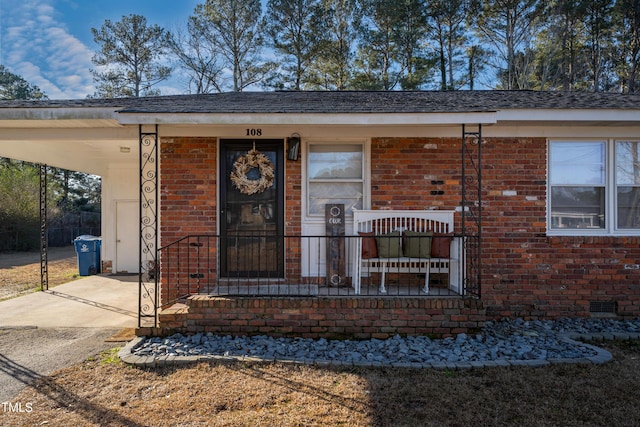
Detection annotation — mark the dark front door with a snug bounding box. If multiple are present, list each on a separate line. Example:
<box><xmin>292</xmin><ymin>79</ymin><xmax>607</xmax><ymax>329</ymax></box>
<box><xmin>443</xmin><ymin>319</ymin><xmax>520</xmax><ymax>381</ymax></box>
<box><xmin>220</xmin><ymin>140</ymin><xmax>284</xmax><ymax>278</ymax></box>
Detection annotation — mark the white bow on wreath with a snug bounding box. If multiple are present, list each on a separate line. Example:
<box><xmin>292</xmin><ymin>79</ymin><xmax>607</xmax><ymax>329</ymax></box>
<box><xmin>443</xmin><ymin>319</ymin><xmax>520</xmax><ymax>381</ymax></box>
<box><xmin>230</xmin><ymin>145</ymin><xmax>275</xmax><ymax>195</ymax></box>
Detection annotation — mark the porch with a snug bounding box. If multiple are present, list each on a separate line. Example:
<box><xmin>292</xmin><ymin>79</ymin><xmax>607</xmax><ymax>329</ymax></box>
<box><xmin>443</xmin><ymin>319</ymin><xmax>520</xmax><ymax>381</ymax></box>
<box><xmin>135</xmin><ymin>120</ymin><xmax>486</xmax><ymax>338</ymax></box>
<box><xmin>141</xmin><ymin>233</ymin><xmax>486</xmax><ymax>339</ymax></box>
<box><xmin>158</xmin><ymin>234</ymin><xmax>468</xmax><ymax>302</ymax></box>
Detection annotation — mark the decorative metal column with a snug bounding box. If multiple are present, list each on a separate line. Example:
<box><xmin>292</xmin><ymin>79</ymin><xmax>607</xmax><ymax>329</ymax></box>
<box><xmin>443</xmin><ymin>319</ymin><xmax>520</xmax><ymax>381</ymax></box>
<box><xmin>39</xmin><ymin>164</ymin><xmax>48</xmax><ymax>291</ymax></box>
<box><xmin>461</xmin><ymin>124</ymin><xmax>483</xmax><ymax>298</ymax></box>
<box><xmin>139</xmin><ymin>125</ymin><xmax>159</xmax><ymax>327</ymax></box>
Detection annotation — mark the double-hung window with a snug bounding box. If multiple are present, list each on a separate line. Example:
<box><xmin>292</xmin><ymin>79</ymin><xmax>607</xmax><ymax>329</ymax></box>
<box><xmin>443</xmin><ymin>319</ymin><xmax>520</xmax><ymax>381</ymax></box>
<box><xmin>616</xmin><ymin>141</ymin><xmax>640</xmax><ymax>229</ymax></box>
<box><xmin>307</xmin><ymin>143</ymin><xmax>365</xmax><ymax>216</ymax></box>
<box><xmin>548</xmin><ymin>140</ymin><xmax>640</xmax><ymax>234</ymax></box>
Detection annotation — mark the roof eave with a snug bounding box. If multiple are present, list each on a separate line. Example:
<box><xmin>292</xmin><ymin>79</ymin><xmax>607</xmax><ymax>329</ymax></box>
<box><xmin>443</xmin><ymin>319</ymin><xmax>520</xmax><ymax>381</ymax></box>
<box><xmin>116</xmin><ymin>111</ymin><xmax>499</xmax><ymax>126</ymax></box>
<box><xmin>0</xmin><ymin>107</ymin><xmax>121</xmax><ymax>121</ymax></box>
<box><xmin>496</xmin><ymin>109</ymin><xmax>640</xmax><ymax>124</ymax></box>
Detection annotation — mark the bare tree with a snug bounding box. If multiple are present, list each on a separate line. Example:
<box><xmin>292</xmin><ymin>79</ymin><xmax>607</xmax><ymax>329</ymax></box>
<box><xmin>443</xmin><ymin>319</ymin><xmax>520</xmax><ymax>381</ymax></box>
<box><xmin>428</xmin><ymin>0</ymin><xmax>469</xmax><ymax>90</ymax></box>
<box><xmin>471</xmin><ymin>0</ymin><xmax>547</xmax><ymax>90</ymax></box>
<box><xmin>466</xmin><ymin>44</ymin><xmax>489</xmax><ymax>90</ymax></box>
<box><xmin>169</xmin><ymin>15</ymin><xmax>225</xmax><ymax>94</ymax></box>
<box><xmin>614</xmin><ymin>0</ymin><xmax>640</xmax><ymax>92</ymax></box>
<box><xmin>583</xmin><ymin>0</ymin><xmax>614</xmax><ymax>91</ymax></box>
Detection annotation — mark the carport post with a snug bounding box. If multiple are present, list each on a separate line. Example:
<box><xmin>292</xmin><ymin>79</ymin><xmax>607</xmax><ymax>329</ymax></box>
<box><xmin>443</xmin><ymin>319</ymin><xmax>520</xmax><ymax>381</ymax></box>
<box><xmin>461</xmin><ymin>124</ymin><xmax>483</xmax><ymax>299</ymax></box>
<box><xmin>39</xmin><ymin>164</ymin><xmax>48</xmax><ymax>291</ymax></box>
<box><xmin>139</xmin><ymin>125</ymin><xmax>159</xmax><ymax>328</ymax></box>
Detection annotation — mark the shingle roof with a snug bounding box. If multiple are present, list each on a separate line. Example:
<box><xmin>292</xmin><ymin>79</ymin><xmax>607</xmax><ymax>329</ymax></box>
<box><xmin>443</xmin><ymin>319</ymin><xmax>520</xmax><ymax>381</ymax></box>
<box><xmin>0</xmin><ymin>97</ymin><xmax>128</xmax><ymax>109</ymax></box>
<box><xmin>1</xmin><ymin>90</ymin><xmax>640</xmax><ymax>113</ymax></box>
<box><xmin>118</xmin><ymin>90</ymin><xmax>640</xmax><ymax>113</ymax></box>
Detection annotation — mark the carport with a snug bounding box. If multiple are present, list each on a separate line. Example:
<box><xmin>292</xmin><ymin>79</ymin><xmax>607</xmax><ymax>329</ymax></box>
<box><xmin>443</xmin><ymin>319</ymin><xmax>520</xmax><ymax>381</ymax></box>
<box><xmin>0</xmin><ymin>98</ymin><xmax>152</xmax><ymax>320</ymax></box>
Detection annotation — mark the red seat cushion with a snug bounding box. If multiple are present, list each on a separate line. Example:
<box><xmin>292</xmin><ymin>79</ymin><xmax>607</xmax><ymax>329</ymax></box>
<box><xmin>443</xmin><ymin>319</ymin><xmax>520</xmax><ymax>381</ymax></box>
<box><xmin>431</xmin><ymin>233</ymin><xmax>453</xmax><ymax>258</ymax></box>
<box><xmin>358</xmin><ymin>231</ymin><xmax>378</xmax><ymax>259</ymax></box>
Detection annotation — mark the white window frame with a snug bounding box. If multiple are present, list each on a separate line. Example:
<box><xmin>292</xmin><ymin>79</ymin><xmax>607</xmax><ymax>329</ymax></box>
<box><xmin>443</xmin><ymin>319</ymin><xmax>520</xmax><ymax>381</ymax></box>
<box><xmin>547</xmin><ymin>139</ymin><xmax>640</xmax><ymax>236</ymax></box>
<box><xmin>303</xmin><ymin>139</ymin><xmax>370</xmax><ymax>221</ymax></box>
<box><xmin>615</xmin><ymin>140</ymin><xmax>640</xmax><ymax>231</ymax></box>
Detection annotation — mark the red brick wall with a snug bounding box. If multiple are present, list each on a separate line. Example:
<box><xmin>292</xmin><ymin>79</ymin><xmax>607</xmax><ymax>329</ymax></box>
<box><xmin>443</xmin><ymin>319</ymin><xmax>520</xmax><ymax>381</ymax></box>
<box><xmin>371</xmin><ymin>137</ymin><xmax>461</xmax><ymax>211</ymax></box>
<box><xmin>155</xmin><ymin>295</ymin><xmax>486</xmax><ymax>339</ymax></box>
<box><xmin>489</xmin><ymin>235</ymin><xmax>640</xmax><ymax>318</ymax></box>
<box><xmin>158</xmin><ymin>136</ymin><xmax>640</xmax><ymax>325</ymax></box>
<box><xmin>372</xmin><ymin>137</ymin><xmax>640</xmax><ymax>319</ymax></box>
<box><xmin>160</xmin><ymin>137</ymin><xmax>217</xmax><ymax>239</ymax></box>
<box><xmin>480</xmin><ymin>138</ymin><xmax>640</xmax><ymax>319</ymax></box>
<box><xmin>160</xmin><ymin>137</ymin><xmax>218</xmax><ymax>303</ymax></box>
<box><xmin>285</xmin><ymin>151</ymin><xmax>302</xmax><ymax>279</ymax></box>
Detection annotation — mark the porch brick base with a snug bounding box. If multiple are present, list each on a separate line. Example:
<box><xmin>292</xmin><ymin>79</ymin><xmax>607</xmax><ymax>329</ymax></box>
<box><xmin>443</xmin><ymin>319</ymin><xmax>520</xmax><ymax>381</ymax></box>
<box><xmin>153</xmin><ymin>296</ymin><xmax>486</xmax><ymax>339</ymax></box>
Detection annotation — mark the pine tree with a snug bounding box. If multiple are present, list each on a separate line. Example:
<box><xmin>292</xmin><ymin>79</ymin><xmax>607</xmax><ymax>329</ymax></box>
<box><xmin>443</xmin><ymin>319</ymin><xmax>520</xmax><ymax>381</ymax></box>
<box><xmin>0</xmin><ymin>65</ymin><xmax>47</xmax><ymax>100</ymax></box>
<box><xmin>91</xmin><ymin>14</ymin><xmax>172</xmax><ymax>98</ymax></box>
<box><xmin>265</xmin><ymin>0</ymin><xmax>327</xmax><ymax>90</ymax></box>
<box><xmin>196</xmin><ymin>0</ymin><xmax>273</xmax><ymax>92</ymax></box>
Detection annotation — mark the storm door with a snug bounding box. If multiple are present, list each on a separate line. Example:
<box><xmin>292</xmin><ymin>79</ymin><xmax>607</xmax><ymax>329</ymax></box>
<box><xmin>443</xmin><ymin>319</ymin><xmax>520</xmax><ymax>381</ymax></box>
<box><xmin>219</xmin><ymin>140</ymin><xmax>284</xmax><ymax>278</ymax></box>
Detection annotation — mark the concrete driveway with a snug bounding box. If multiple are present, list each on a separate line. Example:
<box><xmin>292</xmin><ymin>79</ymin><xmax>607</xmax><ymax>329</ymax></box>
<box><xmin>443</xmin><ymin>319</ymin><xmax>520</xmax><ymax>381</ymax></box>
<box><xmin>0</xmin><ymin>275</ymin><xmax>138</xmax><ymax>328</ymax></box>
<box><xmin>0</xmin><ymin>275</ymin><xmax>138</xmax><ymax>402</ymax></box>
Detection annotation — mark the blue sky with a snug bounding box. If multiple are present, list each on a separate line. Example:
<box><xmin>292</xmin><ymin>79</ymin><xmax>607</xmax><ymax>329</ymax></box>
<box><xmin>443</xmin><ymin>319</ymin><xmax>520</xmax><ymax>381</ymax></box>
<box><xmin>0</xmin><ymin>0</ymin><xmax>201</xmax><ymax>99</ymax></box>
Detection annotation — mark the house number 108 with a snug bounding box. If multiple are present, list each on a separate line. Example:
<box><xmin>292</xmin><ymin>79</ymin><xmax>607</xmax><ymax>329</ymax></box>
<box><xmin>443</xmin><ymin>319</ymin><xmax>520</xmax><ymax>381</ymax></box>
<box><xmin>246</xmin><ymin>128</ymin><xmax>262</xmax><ymax>136</ymax></box>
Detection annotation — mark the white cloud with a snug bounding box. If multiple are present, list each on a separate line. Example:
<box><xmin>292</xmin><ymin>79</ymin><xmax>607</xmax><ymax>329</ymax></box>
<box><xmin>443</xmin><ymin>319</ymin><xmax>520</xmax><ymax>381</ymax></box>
<box><xmin>1</xmin><ymin>0</ymin><xmax>95</xmax><ymax>99</ymax></box>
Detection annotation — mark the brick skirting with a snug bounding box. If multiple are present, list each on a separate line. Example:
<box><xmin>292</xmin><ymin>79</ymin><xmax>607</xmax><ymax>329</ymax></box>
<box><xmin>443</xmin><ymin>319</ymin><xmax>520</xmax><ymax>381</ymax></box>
<box><xmin>148</xmin><ymin>296</ymin><xmax>486</xmax><ymax>339</ymax></box>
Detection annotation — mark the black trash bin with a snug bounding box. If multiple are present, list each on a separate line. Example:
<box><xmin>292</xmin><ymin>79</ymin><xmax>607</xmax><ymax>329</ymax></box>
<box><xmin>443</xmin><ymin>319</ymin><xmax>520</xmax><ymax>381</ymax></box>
<box><xmin>74</xmin><ymin>235</ymin><xmax>102</xmax><ymax>276</ymax></box>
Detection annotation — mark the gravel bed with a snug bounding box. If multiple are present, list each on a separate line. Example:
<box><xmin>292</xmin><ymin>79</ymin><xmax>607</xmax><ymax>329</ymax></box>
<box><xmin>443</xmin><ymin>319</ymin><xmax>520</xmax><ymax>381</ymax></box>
<box><xmin>129</xmin><ymin>318</ymin><xmax>640</xmax><ymax>366</ymax></box>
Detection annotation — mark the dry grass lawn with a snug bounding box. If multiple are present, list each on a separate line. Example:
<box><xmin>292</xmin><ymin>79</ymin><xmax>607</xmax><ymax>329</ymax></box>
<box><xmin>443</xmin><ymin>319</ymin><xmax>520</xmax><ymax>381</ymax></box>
<box><xmin>2</xmin><ymin>249</ymin><xmax>640</xmax><ymax>426</ymax></box>
<box><xmin>0</xmin><ymin>246</ymin><xmax>79</xmax><ymax>301</ymax></box>
<box><xmin>2</xmin><ymin>341</ymin><xmax>640</xmax><ymax>427</ymax></box>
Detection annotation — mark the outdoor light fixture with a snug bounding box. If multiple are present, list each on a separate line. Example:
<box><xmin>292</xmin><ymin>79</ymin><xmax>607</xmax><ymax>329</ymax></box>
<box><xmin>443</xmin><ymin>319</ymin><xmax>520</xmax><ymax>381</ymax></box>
<box><xmin>287</xmin><ymin>134</ymin><xmax>301</xmax><ymax>161</ymax></box>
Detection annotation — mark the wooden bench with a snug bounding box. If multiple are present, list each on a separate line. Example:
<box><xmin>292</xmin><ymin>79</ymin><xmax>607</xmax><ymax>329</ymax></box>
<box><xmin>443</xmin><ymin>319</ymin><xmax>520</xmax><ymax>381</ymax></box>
<box><xmin>352</xmin><ymin>209</ymin><xmax>456</xmax><ymax>294</ymax></box>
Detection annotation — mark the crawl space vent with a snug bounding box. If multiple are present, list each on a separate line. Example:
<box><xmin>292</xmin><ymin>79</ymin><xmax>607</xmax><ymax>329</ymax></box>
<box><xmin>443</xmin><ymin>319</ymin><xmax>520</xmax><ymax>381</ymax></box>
<box><xmin>589</xmin><ymin>301</ymin><xmax>616</xmax><ymax>314</ymax></box>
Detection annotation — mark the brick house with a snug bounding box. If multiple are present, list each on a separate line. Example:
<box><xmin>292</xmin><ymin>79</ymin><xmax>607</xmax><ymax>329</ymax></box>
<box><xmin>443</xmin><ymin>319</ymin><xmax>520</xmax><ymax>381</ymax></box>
<box><xmin>1</xmin><ymin>90</ymin><xmax>639</xmax><ymax>338</ymax></box>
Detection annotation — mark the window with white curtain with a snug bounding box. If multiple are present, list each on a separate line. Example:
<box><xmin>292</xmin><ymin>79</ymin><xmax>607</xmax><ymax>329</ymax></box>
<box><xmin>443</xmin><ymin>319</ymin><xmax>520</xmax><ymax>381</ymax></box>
<box><xmin>307</xmin><ymin>143</ymin><xmax>364</xmax><ymax>216</ymax></box>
